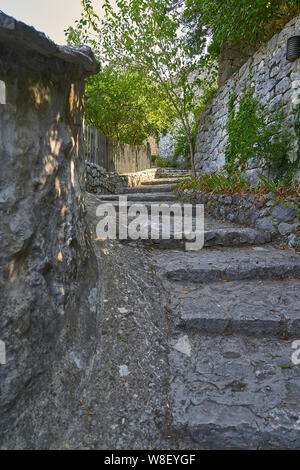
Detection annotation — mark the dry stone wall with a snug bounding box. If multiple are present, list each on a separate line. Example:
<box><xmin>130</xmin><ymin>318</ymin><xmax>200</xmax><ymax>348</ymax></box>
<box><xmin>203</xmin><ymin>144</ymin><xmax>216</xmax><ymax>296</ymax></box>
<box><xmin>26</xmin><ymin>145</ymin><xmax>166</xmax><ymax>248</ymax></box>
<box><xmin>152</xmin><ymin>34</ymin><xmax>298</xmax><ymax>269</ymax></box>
<box><xmin>85</xmin><ymin>161</ymin><xmax>158</xmax><ymax>194</ymax></box>
<box><xmin>177</xmin><ymin>189</ymin><xmax>300</xmax><ymax>248</ymax></box>
<box><xmin>195</xmin><ymin>15</ymin><xmax>300</xmax><ymax>178</ymax></box>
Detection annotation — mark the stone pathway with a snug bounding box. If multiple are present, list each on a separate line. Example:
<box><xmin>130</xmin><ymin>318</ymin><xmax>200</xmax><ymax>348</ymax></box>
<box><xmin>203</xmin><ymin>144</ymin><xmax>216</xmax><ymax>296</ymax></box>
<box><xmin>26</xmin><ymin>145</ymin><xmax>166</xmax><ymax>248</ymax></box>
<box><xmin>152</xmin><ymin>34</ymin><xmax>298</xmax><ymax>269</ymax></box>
<box><xmin>88</xmin><ymin>177</ymin><xmax>300</xmax><ymax>449</ymax></box>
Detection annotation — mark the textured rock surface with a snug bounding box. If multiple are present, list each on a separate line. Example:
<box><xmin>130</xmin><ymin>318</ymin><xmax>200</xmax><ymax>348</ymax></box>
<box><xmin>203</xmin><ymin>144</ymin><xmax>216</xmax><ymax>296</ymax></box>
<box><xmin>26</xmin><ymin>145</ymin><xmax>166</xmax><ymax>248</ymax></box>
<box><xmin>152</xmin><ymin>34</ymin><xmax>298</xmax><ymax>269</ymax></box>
<box><xmin>168</xmin><ymin>333</ymin><xmax>300</xmax><ymax>449</ymax></box>
<box><xmin>0</xmin><ymin>13</ymin><xmax>101</xmax><ymax>448</ymax></box>
<box><xmin>195</xmin><ymin>14</ymin><xmax>300</xmax><ymax>174</ymax></box>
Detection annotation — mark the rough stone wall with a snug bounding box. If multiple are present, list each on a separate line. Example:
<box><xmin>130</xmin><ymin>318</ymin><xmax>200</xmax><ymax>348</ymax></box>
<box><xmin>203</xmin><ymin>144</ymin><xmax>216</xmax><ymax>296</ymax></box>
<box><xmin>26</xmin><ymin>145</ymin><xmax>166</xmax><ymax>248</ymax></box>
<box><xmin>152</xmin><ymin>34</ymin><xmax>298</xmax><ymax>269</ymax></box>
<box><xmin>218</xmin><ymin>41</ymin><xmax>251</xmax><ymax>87</ymax></box>
<box><xmin>0</xmin><ymin>13</ymin><xmax>101</xmax><ymax>448</ymax></box>
<box><xmin>85</xmin><ymin>161</ymin><xmax>158</xmax><ymax>194</ymax></box>
<box><xmin>195</xmin><ymin>14</ymin><xmax>300</xmax><ymax>176</ymax></box>
<box><xmin>177</xmin><ymin>189</ymin><xmax>300</xmax><ymax>248</ymax></box>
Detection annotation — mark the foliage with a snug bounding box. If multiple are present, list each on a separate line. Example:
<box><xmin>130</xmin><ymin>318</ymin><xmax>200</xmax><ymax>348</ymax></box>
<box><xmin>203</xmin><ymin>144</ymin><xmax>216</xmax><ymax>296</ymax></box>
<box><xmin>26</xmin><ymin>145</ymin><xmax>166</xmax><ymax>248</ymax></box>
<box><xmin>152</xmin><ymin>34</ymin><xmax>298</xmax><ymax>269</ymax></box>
<box><xmin>177</xmin><ymin>171</ymin><xmax>254</xmax><ymax>194</ymax></box>
<box><xmin>173</xmin><ymin>81</ymin><xmax>218</xmax><ymax>167</ymax></box>
<box><xmin>295</xmin><ymin>93</ymin><xmax>300</xmax><ymax>162</ymax></box>
<box><xmin>65</xmin><ymin>0</ymin><xmax>217</xmax><ymax>172</ymax></box>
<box><xmin>178</xmin><ymin>0</ymin><xmax>300</xmax><ymax>57</ymax></box>
<box><xmin>225</xmin><ymin>84</ymin><xmax>298</xmax><ymax>183</ymax></box>
<box><xmin>176</xmin><ymin>171</ymin><xmax>300</xmax><ymax>200</ymax></box>
<box><xmin>84</xmin><ymin>65</ymin><xmax>176</xmax><ymax>145</ymax></box>
<box><xmin>153</xmin><ymin>157</ymin><xmax>170</xmax><ymax>168</ymax></box>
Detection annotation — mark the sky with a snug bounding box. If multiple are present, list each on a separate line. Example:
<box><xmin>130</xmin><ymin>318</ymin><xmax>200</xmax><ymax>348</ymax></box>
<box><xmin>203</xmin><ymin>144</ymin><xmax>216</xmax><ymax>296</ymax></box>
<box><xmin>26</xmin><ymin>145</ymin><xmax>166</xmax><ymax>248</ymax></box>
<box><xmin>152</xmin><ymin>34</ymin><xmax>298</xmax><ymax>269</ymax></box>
<box><xmin>0</xmin><ymin>0</ymin><xmax>103</xmax><ymax>44</ymax></box>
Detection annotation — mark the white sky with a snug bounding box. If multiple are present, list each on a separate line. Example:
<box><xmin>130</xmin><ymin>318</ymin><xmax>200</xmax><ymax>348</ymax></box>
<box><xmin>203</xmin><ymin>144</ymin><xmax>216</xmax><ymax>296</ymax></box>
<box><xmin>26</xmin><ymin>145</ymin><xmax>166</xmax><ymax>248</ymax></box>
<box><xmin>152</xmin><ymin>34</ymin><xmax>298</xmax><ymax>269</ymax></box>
<box><xmin>0</xmin><ymin>0</ymin><xmax>104</xmax><ymax>44</ymax></box>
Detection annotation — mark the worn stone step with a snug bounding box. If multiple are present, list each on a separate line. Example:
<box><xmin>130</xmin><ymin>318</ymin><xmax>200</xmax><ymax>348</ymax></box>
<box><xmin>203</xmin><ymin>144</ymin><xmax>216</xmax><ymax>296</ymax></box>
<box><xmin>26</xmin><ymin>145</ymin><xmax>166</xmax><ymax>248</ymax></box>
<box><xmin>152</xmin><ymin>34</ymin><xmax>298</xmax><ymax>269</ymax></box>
<box><xmin>141</xmin><ymin>178</ymin><xmax>185</xmax><ymax>186</ymax></box>
<box><xmin>168</xmin><ymin>332</ymin><xmax>300</xmax><ymax>449</ymax></box>
<box><xmin>176</xmin><ymin>278</ymin><xmax>300</xmax><ymax>336</ymax></box>
<box><xmin>154</xmin><ymin>168</ymin><xmax>192</xmax><ymax>178</ymax></box>
<box><xmin>97</xmin><ymin>192</ymin><xmax>178</xmax><ymax>202</ymax></box>
<box><xmin>117</xmin><ymin>222</ymin><xmax>271</xmax><ymax>249</ymax></box>
<box><xmin>96</xmin><ymin>200</ymin><xmax>190</xmax><ymax>214</ymax></box>
<box><xmin>95</xmin><ymin>208</ymin><xmax>271</xmax><ymax>248</ymax></box>
<box><xmin>118</xmin><ymin>184</ymin><xmax>176</xmax><ymax>194</ymax></box>
<box><xmin>152</xmin><ymin>246</ymin><xmax>300</xmax><ymax>282</ymax></box>
<box><xmin>94</xmin><ymin>198</ymin><xmax>272</xmax><ymax>248</ymax></box>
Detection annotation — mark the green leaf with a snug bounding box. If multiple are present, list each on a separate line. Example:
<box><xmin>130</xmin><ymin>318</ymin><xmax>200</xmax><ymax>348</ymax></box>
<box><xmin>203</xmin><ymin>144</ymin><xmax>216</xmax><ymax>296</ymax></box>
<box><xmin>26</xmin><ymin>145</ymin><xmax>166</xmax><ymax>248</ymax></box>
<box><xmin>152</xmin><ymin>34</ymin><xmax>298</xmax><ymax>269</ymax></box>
<box><xmin>119</xmin><ymin>337</ymin><xmax>128</xmax><ymax>343</ymax></box>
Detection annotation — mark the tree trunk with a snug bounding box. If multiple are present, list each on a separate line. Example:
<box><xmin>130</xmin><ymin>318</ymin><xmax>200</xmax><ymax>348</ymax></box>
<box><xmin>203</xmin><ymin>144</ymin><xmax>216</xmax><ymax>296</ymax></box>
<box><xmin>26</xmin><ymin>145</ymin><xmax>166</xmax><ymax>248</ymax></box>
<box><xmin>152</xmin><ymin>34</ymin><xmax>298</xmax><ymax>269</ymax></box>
<box><xmin>184</xmin><ymin>130</ymin><xmax>195</xmax><ymax>175</ymax></box>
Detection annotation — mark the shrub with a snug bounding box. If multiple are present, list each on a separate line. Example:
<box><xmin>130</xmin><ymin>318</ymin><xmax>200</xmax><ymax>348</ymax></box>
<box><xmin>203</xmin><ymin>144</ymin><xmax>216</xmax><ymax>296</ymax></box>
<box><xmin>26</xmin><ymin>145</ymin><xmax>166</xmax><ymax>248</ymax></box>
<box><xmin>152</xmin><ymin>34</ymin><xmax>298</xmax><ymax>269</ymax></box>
<box><xmin>154</xmin><ymin>157</ymin><xmax>170</xmax><ymax>168</ymax></box>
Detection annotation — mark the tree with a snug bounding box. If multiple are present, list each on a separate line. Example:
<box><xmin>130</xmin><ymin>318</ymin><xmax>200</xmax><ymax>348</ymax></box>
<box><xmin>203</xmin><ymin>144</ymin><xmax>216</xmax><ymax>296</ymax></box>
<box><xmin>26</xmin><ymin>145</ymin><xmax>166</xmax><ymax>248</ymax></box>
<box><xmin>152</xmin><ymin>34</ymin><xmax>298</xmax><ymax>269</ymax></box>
<box><xmin>66</xmin><ymin>0</ymin><xmax>216</xmax><ymax>172</ymax></box>
<box><xmin>84</xmin><ymin>64</ymin><xmax>175</xmax><ymax>145</ymax></box>
<box><xmin>178</xmin><ymin>0</ymin><xmax>300</xmax><ymax>57</ymax></box>
<box><xmin>66</xmin><ymin>2</ymin><xmax>176</xmax><ymax>145</ymax></box>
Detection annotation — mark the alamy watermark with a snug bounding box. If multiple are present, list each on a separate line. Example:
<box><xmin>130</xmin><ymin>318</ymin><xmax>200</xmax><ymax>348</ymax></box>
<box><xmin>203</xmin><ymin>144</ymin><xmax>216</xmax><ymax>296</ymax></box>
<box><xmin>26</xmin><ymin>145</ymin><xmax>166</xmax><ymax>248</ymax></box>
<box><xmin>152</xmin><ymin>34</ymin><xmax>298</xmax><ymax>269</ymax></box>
<box><xmin>96</xmin><ymin>196</ymin><xmax>204</xmax><ymax>251</ymax></box>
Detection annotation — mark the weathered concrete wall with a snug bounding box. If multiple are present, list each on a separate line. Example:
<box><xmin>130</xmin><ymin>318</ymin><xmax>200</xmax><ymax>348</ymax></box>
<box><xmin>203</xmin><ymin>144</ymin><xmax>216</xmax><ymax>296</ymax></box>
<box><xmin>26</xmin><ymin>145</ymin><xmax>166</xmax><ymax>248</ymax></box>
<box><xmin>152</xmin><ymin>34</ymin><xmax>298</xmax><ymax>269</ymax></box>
<box><xmin>195</xmin><ymin>14</ymin><xmax>300</xmax><ymax>176</ymax></box>
<box><xmin>84</xmin><ymin>126</ymin><xmax>152</xmax><ymax>173</ymax></box>
<box><xmin>0</xmin><ymin>13</ymin><xmax>101</xmax><ymax>448</ymax></box>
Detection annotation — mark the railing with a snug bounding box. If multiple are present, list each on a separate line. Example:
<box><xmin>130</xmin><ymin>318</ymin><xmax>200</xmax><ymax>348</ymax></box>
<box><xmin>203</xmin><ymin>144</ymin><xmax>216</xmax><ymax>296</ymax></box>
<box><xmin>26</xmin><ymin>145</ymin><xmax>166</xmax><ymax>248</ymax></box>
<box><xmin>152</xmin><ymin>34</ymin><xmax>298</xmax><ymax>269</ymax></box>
<box><xmin>84</xmin><ymin>125</ymin><xmax>151</xmax><ymax>174</ymax></box>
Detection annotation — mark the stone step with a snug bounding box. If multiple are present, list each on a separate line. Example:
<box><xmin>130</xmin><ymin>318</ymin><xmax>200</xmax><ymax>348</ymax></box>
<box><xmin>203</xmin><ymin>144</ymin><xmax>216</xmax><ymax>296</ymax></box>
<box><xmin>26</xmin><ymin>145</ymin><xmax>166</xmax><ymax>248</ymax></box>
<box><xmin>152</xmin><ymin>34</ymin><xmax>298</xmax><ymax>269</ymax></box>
<box><xmin>141</xmin><ymin>178</ymin><xmax>185</xmax><ymax>186</ymax></box>
<box><xmin>168</xmin><ymin>332</ymin><xmax>300</xmax><ymax>449</ymax></box>
<box><xmin>152</xmin><ymin>246</ymin><xmax>300</xmax><ymax>282</ymax></box>
<box><xmin>118</xmin><ymin>184</ymin><xmax>176</xmax><ymax>194</ymax></box>
<box><xmin>116</xmin><ymin>219</ymin><xmax>271</xmax><ymax>249</ymax></box>
<box><xmin>154</xmin><ymin>168</ymin><xmax>192</xmax><ymax>178</ymax></box>
<box><xmin>176</xmin><ymin>278</ymin><xmax>300</xmax><ymax>336</ymax></box>
<box><xmin>97</xmin><ymin>192</ymin><xmax>178</xmax><ymax>202</ymax></box>
<box><xmin>96</xmin><ymin>200</ymin><xmax>189</xmax><ymax>213</ymax></box>
<box><xmin>94</xmin><ymin>204</ymin><xmax>271</xmax><ymax>248</ymax></box>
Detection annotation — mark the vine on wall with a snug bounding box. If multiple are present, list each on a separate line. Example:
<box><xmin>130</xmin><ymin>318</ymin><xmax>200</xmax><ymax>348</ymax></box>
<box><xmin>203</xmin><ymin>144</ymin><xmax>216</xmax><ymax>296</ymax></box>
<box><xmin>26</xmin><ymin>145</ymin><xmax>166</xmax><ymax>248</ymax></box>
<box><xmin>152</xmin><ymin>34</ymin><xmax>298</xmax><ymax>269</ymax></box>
<box><xmin>225</xmin><ymin>84</ymin><xmax>300</xmax><ymax>183</ymax></box>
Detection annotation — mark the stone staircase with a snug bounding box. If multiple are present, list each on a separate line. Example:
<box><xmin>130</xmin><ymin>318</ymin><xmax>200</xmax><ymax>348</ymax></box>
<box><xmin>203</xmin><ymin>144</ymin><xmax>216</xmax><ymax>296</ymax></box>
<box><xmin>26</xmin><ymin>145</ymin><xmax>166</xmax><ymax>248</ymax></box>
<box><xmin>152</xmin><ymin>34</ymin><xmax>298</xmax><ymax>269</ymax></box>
<box><xmin>96</xmin><ymin>179</ymin><xmax>300</xmax><ymax>449</ymax></box>
<box><xmin>97</xmin><ymin>184</ymin><xmax>272</xmax><ymax>249</ymax></box>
